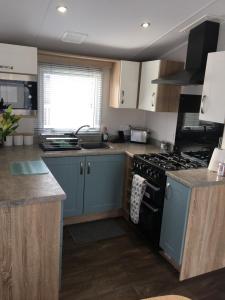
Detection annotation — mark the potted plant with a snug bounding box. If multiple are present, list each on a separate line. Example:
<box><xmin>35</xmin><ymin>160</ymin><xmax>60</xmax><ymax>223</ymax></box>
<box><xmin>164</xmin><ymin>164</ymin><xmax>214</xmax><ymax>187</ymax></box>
<box><xmin>0</xmin><ymin>105</ymin><xmax>21</xmax><ymax>146</ymax></box>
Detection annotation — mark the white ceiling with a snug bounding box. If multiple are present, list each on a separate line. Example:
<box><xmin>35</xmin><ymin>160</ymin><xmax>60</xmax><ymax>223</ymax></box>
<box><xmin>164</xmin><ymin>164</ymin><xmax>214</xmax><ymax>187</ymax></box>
<box><xmin>0</xmin><ymin>0</ymin><xmax>225</xmax><ymax>60</ymax></box>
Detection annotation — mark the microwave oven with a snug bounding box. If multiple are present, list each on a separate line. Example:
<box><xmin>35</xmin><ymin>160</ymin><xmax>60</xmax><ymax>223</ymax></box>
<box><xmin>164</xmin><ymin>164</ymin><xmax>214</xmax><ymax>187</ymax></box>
<box><xmin>0</xmin><ymin>73</ymin><xmax>37</xmax><ymax>114</ymax></box>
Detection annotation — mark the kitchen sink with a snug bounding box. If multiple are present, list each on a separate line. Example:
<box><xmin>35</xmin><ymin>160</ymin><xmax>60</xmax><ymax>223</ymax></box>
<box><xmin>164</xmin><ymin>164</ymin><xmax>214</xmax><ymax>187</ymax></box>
<box><xmin>40</xmin><ymin>137</ymin><xmax>81</xmax><ymax>151</ymax></box>
<box><xmin>80</xmin><ymin>142</ymin><xmax>110</xmax><ymax>150</ymax></box>
<box><xmin>40</xmin><ymin>138</ymin><xmax>110</xmax><ymax>151</ymax></box>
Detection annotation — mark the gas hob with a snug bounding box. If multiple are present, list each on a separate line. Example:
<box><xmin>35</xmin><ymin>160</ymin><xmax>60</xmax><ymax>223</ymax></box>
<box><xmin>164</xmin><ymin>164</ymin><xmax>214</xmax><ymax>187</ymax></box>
<box><xmin>136</xmin><ymin>152</ymin><xmax>205</xmax><ymax>171</ymax></box>
<box><xmin>182</xmin><ymin>150</ymin><xmax>211</xmax><ymax>166</ymax></box>
<box><xmin>133</xmin><ymin>152</ymin><xmax>206</xmax><ymax>187</ymax></box>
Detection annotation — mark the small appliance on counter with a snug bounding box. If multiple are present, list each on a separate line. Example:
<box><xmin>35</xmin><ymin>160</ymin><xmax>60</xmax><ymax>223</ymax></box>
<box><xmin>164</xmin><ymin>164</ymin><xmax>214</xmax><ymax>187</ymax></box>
<box><xmin>101</xmin><ymin>126</ymin><xmax>109</xmax><ymax>142</ymax></box>
<box><xmin>130</xmin><ymin>126</ymin><xmax>149</xmax><ymax>144</ymax></box>
<box><xmin>111</xmin><ymin>130</ymin><xmax>126</xmax><ymax>143</ymax></box>
<box><xmin>160</xmin><ymin>141</ymin><xmax>171</xmax><ymax>153</ymax></box>
<box><xmin>208</xmin><ymin>148</ymin><xmax>225</xmax><ymax>172</ymax></box>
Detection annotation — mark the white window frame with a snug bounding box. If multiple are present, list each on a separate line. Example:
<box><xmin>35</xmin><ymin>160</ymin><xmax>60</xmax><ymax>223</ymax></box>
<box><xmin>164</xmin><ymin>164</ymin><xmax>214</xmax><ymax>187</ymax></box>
<box><xmin>38</xmin><ymin>63</ymin><xmax>103</xmax><ymax>133</ymax></box>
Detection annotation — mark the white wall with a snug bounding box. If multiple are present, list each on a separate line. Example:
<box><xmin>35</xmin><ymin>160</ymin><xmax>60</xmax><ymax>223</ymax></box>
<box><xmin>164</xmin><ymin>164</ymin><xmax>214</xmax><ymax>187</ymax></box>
<box><xmin>16</xmin><ymin>117</ymin><xmax>36</xmax><ymax>134</ymax></box>
<box><xmin>145</xmin><ymin>112</ymin><xmax>178</xmax><ymax>143</ymax></box>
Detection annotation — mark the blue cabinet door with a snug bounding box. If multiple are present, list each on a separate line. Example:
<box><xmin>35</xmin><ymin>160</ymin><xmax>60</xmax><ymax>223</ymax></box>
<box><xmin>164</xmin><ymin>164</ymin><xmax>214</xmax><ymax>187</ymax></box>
<box><xmin>160</xmin><ymin>177</ymin><xmax>191</xmax><ymax>266</ymax></box>
<box><xmin>43</xmin><ymin>157</ymin><xmax>85</xmax><ymax>218</ymax></box>
<box><xmin>84</xmin><ymin>155</ymin><xmax>124</xmax><ymax>214</ymax></box>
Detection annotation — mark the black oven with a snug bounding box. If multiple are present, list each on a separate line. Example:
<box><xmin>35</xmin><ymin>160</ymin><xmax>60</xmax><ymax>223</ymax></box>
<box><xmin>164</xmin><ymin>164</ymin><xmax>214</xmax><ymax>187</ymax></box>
<box><xmin>137</xmin><ymin>180</ymin><xmax>164</xmax><ymax>247</ymax></box>
<box><xmin>132</xmin><ymin>157</ymin><xmax>166</xmax><ymax>248</ymax></box>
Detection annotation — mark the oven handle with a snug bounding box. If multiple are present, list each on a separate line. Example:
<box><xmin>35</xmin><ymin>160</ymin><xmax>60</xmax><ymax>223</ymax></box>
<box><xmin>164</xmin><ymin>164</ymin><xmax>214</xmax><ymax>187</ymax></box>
<box><xmin>142</xmin><ymin>200</ymin><xmax>159</xmax><ymax>213</ymax></box>
<box><xmin>145</xmin><ymin>181</ymin><xmax>160</xmax><ymax>192</ymax></box>
<box><xmin>132</xmin><ymin>172</ymin><xmax>160</xmax><ymax>192</ymax></box>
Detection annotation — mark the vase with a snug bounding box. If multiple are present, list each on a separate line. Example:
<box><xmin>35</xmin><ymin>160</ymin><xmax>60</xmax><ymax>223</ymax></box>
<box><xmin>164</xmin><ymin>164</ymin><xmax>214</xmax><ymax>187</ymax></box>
<box><xmin>14</xmin><ymin>135</ymin><xmax>24</xmax><ymax>146</ymax></box>
<box><xmin>4</xmin><ymin>135</ymin><xmax>13</xmax><ymax>146</ymax></box>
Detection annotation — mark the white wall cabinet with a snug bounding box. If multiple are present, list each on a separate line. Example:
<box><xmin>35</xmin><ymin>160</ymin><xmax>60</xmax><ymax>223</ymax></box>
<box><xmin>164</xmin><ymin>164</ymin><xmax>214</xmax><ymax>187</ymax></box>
<box><xmin>138</xmin><ymin>60</ymin><xmax>183</xmax><ymax>112</ymax></box>
<box><xmin>0</xmin><ymin>43</ymin><xmax>37</xmax><ymax>75</ymax></box>
<box><xmin>199</xmin><ymin>51</ymin><xmax>225</xmax><ymax>124</ymax></box>
<box><xmin>109</xmin><ymin>60</ymin><xmax>140</xmax><ymax>109</ymax></box>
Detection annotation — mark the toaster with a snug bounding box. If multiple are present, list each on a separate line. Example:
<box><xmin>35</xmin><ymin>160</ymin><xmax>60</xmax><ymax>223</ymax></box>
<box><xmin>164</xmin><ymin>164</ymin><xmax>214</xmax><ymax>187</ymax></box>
<box><xmin>130</xmin><ymin>127</ymin><xmax>148</xmax><ymax>144</ymax></box>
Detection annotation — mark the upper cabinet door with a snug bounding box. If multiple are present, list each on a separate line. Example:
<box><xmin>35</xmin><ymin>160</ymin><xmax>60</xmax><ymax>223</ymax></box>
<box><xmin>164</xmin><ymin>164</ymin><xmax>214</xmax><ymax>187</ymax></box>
<box><xmin>139</xmin><ymin>61</ymin><xmax>160</xmax><ymax>112</ymax></box>
<box><xmin>199</xmin><ymin>51</ymin><xmax>225</xmax><ymax>124</ymax></box>
<box><xmin>119</xmin><ymin>61</ymin><xmax>140</xmax><ymax>108</ymax></box>
<box><xmin>138</xmin><ymin>60</ymin><xmax>183</xmax><ymax>112</ymax></box>
<box><xmin>109</xmin><ymin>60</ymin><xmax>140</xmax><ymax>109</ymax></box>
<box><xmin>0</xmin><ymin>43</ymin><xmax>37</xmax><ymax>75</ymax></box>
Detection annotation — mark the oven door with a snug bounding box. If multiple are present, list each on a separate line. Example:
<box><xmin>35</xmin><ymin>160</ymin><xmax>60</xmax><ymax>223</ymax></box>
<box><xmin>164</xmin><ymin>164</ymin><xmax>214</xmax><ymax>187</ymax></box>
<box><xmin>139</xmin><ymin>200</ymin><xmax>162</xmax><ymax>247</ymax></box>
<box><xmin>144</xmin><ymin>181</ymin><xmax>165</xmax><ymax>207</ymax></box>
<box><xmin>138</xmin><ymin>182</ymin><xmax>164</xmax><ymax>247</ymax></box>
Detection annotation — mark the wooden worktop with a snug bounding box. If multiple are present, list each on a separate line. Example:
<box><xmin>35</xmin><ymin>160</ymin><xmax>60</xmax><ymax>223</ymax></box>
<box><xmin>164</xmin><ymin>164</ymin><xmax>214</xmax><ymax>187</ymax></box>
<box><xmin>0</xmin><ymin>146</ymin><xmax>66</xmax><ymax>207</ymax></box>
<box><xmin>166</xmin><ymin>168</ymin><xmax>225</xmax><ymax>188</ymax></box>
<box><xmin>0</xmin><ymin>143</ymin><xmax>159</xmax><ymax>207</ymax></box>
<box><xmin>166</xmin><ymin>167</ymin><xmax>225</xmax><ymax>281</ymax></box>
<box><xmin>2</xmin><ymin>143</ymin><xmax>225</xmax><ymax>208</ymax></box>
<box><xmin>42</xmin><ymin>142</ymin><xmax>160</xmax><ymax>158</ymax></box>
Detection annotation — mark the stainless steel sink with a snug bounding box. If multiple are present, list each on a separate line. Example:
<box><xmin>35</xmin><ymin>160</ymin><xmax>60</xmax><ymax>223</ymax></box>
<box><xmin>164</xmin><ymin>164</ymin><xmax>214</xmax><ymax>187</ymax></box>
<box><xmin>40</xmin><ymin>138</ymin><xmax>110</xmax><ymax>151</ymax></box>
<box><xmin>40</xmin><ymin>137</ymin><xmax>81</xmax><ymax>151</ymax></box>
<box><xmin>80</xmin><ymin>142</ymin><xmax>110</xmax><ymax>150</ymax></box>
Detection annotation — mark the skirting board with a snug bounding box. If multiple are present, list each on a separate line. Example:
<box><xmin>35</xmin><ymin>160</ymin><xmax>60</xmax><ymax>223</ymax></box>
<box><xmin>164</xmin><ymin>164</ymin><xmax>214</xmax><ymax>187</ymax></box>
<box><xmin>63</xmin><ymin>209</ymin><xmax>123</xmax><ymax>225</ymax></box>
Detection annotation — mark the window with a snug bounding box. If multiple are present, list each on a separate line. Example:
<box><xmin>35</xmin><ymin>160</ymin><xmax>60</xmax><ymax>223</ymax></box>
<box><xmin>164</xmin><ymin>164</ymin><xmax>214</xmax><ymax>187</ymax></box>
<box><xmin>38</xmin><ymin>63</ymin><xmax>103</xmax><ymax>131</ymax></box>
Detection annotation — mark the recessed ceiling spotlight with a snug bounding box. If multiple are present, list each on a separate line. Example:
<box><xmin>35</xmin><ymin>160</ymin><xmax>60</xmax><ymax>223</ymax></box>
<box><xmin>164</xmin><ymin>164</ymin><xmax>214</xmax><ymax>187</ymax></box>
<box><xmin>57</xmin><ymin>5</ymin><xmax>67</xmax><ymax>13</ymax></box>
<box><xmin>141</xmin><ymin>22</ymin><xmax>150</xmax><ymax>29</ymax></box>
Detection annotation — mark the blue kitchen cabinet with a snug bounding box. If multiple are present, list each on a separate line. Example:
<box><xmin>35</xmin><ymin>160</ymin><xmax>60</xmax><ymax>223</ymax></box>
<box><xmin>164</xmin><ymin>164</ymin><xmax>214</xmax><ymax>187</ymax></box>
<box><xmin>43</xmin><ymin>156</ymin><xmax>85</xmax><ymax>217</ymax></box>
<box><xmin>83</xmin><ymin>155</ymin><xmax>124</xmax><ymax>214</ymax></box>
<box><xmin>160</xmin><ymin>177</ymin><xmax>191</xmax><ymax>266</ymax></box>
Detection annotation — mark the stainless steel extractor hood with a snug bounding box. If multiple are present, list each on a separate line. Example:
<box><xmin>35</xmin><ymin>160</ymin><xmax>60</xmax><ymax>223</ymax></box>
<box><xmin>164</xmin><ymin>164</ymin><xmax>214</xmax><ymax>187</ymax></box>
<box><xmin>152</xmin><ymin>21</ymin><xmax>220</xmax><ymax>86</ymax></box>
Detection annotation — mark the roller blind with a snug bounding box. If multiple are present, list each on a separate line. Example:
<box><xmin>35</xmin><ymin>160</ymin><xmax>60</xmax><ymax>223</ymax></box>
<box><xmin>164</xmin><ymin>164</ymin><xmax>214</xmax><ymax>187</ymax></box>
<box><xmin>38</xmin><ymin>63</ymin><xmax>103</xmax><ymax>131</ymax></box>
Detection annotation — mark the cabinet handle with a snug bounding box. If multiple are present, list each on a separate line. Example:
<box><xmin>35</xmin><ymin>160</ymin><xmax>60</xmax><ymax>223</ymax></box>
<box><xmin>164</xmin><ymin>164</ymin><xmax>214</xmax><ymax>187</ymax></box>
<box><xmin>200</xmin><ymin>95</ymin><xmax>207</xmax><ymax>114</ymax></box>
<box><xmin>0</xmin><ymin>65</ymin><xmax>14</xmax><ymax>70</ymax></box>
<box><xmin>121</xmin><ymin>90</ymin><xmax>125</xmax><ymax>105</ymax></box>
<box><xmin>80</xmin><ymin>162</ymin><xmax>84</xmax><ymax>175</ymax></box>
<box><xmin>87</xmin><ymin>162</ymin><xmax>91</xmax><ymax>174</ymax></box>
<box><xmin>165</xmin><ymin>182</ymin><xmax>171</xmax><ymax>199</ymax></box>
<box><xmin>152</xmin><ymin>92</ymin><xmax>156</xmax><ymax>107</ymax></box>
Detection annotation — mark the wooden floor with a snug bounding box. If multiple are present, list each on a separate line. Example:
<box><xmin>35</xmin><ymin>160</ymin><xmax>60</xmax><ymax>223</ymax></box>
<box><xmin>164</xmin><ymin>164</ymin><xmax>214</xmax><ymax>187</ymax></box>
<box><xmin>60</xmin><ymin>218</ymin><xmax>225</xmax><ymax>300</ymax></box>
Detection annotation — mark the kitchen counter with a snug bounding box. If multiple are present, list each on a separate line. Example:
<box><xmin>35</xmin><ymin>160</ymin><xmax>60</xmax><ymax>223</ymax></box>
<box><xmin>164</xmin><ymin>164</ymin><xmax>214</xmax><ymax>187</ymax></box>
<box><xmin>0</xmin><ymin>142</ymin><xmax>159</xmax><ymax>207</ymax></box>
<box><xmin>42</xmin><ymin>142</ymin><xmax>160</xmax><ymax>158</ymax></box>
<box><xmin>0</xmin><ymin>146</ymin><xmax>66</xmax><ymax>207</ymax></box>
<box><xmin>0</xmin><ymin>144</ymin><xmax>64</xmax><ymax>299</ymax></box>
<box><xmin>3</xmin><ymin>142</ymin><xmax>225</xmax><ymax>207</ymax></box>
<box><xmin>166</xmin><ymin>168</ymin><xmax>225</xmax><ymax>188</ymax></box>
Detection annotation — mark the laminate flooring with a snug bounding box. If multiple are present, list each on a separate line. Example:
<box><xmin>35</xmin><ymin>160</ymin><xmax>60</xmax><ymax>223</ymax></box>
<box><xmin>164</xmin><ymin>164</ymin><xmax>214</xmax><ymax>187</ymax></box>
<box><xmin>60</xmin><ymin>218</ymin><xmax>225</xmax><ymax>300</ymax></box>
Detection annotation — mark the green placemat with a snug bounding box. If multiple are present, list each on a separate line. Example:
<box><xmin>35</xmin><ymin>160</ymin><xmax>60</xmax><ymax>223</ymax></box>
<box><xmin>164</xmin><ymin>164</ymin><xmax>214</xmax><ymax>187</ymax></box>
<box><xmin>10</xmin><ymin>160</ymin><xmax>49</xmax><ymax>175</ymax></box>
